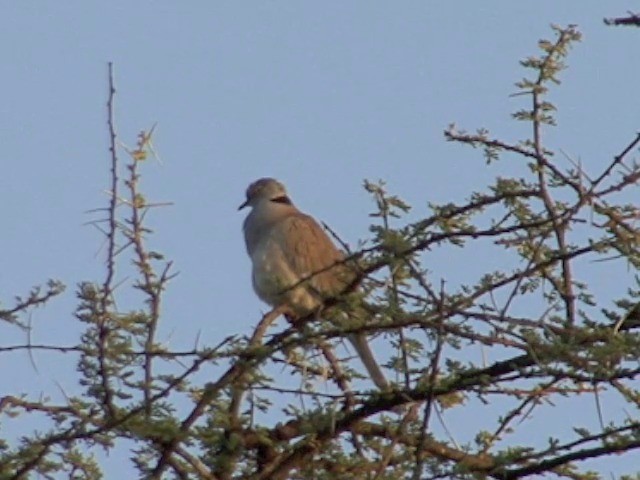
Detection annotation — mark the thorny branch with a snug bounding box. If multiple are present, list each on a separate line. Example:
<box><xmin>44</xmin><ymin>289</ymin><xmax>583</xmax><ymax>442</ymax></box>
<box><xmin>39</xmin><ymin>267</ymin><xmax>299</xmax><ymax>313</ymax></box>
<box><xmin>604</xmin><ymin>11</ymin><xmax>640</xmax><ymax>27</ymax></box>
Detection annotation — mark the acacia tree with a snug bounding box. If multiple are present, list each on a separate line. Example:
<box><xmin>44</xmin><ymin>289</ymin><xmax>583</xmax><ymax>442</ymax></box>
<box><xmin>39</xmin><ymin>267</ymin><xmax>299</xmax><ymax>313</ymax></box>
<box><xmin>1</xmin><ymin>25</ymin><xmax>639</xmax><ymax>480</ymax></box>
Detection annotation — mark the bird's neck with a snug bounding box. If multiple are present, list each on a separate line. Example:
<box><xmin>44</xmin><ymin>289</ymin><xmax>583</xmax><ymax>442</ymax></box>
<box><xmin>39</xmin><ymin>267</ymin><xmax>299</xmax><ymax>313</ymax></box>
<box><xmin>243</xmin><ymin>200</ymin><xmax>297</xmax><ymax>251</ymax></box>
<box><xmin>257</xmin><ymin>199</ymin><xmax>296</xmax><ymax>222</ymax></box>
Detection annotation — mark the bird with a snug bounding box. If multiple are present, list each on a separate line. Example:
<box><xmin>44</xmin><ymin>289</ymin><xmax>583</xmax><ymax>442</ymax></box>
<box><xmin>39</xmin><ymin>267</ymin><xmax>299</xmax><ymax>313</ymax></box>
<box><xmin>239</xmin><ymin>177</ymin><xmax>389</xmax><ymax>390</ymax></box>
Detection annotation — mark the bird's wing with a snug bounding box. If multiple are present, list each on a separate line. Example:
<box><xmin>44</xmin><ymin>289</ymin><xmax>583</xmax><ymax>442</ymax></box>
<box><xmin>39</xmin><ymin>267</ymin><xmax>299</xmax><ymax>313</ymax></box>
<box><xmin>274</xmin><ymin>213</ymin><xmax>390</xmax><ymax>390</ymax></box>
<box><xmin>274</xmin><ymin>213</ymin><xmax>354</xmax><ymax>299</ymax></box>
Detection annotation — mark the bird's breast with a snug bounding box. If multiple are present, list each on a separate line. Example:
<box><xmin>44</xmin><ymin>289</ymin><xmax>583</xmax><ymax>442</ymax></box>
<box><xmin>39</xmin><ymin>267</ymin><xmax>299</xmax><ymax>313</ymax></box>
<box><xmin>250</xmin><ymin>238</ymin><xmax>319</xmax><ymax>314</ymax></box>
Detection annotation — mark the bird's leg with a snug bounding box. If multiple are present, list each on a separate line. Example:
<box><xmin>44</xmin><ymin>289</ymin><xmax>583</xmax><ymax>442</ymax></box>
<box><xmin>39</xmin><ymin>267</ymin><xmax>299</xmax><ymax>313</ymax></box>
<box><xmin>283</xmin><ymin>303</ymin><xmax>325</xmax><ymax>326</ymax></box>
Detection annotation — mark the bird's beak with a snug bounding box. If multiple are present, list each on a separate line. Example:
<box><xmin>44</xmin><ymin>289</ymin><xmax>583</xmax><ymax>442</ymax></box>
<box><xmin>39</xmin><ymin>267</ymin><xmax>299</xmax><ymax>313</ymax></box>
<box><xmin>238</xmin><ymin>199</ymin><xmax>249</xmax><ymax>210</ymax></box>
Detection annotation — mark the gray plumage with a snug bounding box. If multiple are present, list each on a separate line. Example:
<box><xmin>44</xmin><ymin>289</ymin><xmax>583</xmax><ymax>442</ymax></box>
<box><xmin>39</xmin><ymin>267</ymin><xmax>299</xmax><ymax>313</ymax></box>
<box><xmin>239</xmin><ymin>178</ymin><xmax>389</xmax><ymax>390</ymax></box>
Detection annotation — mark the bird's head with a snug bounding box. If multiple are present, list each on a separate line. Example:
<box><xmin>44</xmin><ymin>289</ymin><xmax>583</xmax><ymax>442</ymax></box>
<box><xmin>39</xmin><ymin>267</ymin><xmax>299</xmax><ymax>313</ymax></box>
<box><xmin>238</xmin><ymin>178</ymin><xmax>292</xmax><ymax>210</ymax></box>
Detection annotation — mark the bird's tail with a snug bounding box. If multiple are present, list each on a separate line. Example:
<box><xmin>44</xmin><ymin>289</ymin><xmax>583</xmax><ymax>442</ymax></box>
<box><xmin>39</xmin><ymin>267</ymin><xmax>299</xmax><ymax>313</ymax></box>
<box><xmin>347</xmin><ymin>333</ymin><xmax>389</xmax><ymax>390</ymax></box>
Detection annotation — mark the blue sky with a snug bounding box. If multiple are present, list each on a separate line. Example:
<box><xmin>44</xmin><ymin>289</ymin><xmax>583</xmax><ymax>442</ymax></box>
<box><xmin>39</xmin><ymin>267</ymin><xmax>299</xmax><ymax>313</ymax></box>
<box><xmin>1</xmin><ymin>2</ymin><xmax>638</xmax><ymax>477</ymax></box>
